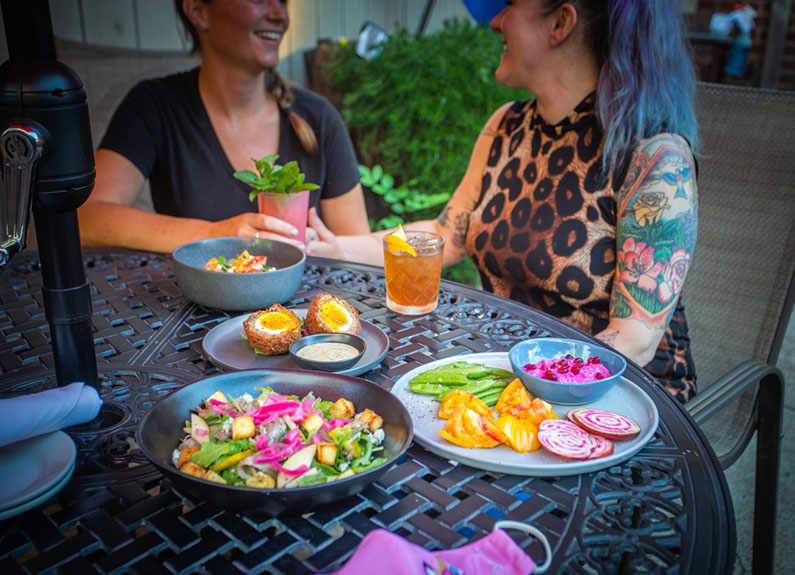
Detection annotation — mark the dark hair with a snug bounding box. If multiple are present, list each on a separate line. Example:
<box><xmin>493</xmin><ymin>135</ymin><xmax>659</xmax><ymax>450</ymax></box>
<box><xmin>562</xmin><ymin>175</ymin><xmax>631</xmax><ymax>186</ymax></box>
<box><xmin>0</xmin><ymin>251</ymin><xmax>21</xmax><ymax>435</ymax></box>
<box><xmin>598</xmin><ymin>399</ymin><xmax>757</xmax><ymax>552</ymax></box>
<box><xmin>174</xmin><ymin>0</ymin><xmax>318</xmax><ymax>155</ymax></box>
<box><xmin>542</xmin><ymin>0</ymin><xmax>698</xmax><ymax>171</ymax></box>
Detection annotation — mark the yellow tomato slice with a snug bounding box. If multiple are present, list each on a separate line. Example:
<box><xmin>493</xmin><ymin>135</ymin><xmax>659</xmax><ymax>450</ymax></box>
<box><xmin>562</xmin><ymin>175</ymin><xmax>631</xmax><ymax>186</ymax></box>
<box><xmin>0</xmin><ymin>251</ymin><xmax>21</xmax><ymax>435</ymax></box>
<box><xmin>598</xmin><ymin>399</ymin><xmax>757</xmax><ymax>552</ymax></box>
<box><xmin>494</xmin><ymin>378</ymin><xmax>534</xmax><ymax>416</ymax></box>
<box><xmin>438</xmin><ymin>408</ymin><xmax>504</xmax><ymax>448</ymax></box>
<box><xmin>494</xmin><ymin>414</ymin><xmax>540</xmax><ymax>453</ymax></box>
<box><xmin>384</xmin><ymin>224</ymin><xmax>418</xmax><ymax>256</ymax></box>
<box><xmin>438</xmin><ymin>390</ymin><xmax>493</xmax><ymax>420</ymax></box>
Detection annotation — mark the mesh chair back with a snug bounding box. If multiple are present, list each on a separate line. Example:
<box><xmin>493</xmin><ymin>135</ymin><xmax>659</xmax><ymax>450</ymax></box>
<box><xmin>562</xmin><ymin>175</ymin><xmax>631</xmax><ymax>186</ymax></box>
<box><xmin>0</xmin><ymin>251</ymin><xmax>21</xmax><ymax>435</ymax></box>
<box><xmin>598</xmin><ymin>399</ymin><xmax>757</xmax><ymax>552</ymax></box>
<box><xmin>685</xmin><ymin>82</ymin><xmax>795</xmax><ymax>391</ymax></box>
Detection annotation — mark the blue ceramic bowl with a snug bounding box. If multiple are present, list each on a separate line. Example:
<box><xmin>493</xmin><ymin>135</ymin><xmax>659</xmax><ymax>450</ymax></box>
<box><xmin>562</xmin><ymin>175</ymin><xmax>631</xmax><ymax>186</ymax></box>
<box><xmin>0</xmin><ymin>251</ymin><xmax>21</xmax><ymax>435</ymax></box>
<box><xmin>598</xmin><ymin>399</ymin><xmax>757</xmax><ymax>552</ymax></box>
<box><xmin>508</xmin><ymin>338</ymin><xmax>627</xmax><ymax>405</ymax></box>
<box><xmin>172</xmin><ymin>237</ymin><xmax>305</xmax><ymax>311</ymax></box>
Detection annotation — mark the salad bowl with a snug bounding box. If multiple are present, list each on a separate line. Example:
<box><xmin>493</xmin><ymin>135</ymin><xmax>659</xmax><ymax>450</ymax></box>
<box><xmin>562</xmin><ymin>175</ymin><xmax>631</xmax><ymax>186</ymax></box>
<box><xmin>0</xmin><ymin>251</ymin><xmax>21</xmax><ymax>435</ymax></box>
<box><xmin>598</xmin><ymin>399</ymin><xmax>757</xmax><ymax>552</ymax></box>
<box><xmin>137</xmin><ymin>369</ymin><xmax>413</xmax><ymax>516</ymax></box>
<box><xmin>172</xmin><ymin>236</ymin><xmax>305</xmax><ymax>311</ymax></box>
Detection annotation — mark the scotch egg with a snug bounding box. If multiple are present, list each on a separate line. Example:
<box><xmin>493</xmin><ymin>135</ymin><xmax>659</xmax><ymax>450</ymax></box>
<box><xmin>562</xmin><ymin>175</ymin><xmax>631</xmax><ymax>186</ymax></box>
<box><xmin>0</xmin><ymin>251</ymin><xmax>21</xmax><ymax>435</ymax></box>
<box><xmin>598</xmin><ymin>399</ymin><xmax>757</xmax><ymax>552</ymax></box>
<box><xmin>243</xmin><ymin>304</ymin><xmax>302</xmax><ymax>356</ymax></box>
<box><xmin>304</xmin><ymin>292</ymin><xmax>361</xmax><ymax>336</ymax></box>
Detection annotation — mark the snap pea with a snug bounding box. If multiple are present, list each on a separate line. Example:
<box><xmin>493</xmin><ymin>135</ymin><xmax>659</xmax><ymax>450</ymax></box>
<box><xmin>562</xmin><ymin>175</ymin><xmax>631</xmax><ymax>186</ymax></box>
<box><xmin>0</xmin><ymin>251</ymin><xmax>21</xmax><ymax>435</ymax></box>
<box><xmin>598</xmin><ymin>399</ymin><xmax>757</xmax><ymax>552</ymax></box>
<box><xmin>413</xmin><ymin>362</ymin><xmax>493</xmax><ymax>379</ymax></box>
<box><xmin>434</xmin><ymin>378</ymin><xmax>507</xmax><ymax>402</ymax></box>
<box><xmin>409</xmin><ymin>371</ymin><xmax>471</xmax><ymax>386</ymax></box>
<box><xmin>476</xmin><ymin>389</ymin><xmax>505</xmax><ymax>407</ymax></box>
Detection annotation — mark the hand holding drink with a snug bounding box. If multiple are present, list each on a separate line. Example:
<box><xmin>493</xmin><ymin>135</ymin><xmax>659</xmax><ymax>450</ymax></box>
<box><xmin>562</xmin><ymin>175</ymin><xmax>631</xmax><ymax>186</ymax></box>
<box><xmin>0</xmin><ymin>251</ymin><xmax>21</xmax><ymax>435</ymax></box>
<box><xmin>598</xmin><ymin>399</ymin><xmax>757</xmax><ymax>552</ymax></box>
<box><xmin>234</xmin><ymin>154</ymin><xmax>318</xmax><ymax>243</ymax></box>
<box><xmin>383</xmin><ymin>226</ymin><xmax>445</xmax><ymax>315</ymax></box>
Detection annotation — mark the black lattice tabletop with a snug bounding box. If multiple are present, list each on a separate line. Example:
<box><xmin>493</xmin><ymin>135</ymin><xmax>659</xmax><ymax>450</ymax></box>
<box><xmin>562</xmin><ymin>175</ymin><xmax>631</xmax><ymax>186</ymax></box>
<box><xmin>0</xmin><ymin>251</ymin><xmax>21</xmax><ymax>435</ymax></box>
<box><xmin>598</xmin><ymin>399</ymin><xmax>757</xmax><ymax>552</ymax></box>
<box><xmin>0</xmin><ymin>250</ymin><xmax>735</xmax><ymax>574</ymax></box>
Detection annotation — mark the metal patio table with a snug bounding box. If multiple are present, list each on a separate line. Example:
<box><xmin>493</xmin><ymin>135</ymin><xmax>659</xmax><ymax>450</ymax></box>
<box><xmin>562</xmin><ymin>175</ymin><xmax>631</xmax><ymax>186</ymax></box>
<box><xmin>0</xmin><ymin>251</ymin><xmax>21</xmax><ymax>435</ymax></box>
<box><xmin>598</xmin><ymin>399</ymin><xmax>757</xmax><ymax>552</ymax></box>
<box><xmin>0</xmin><ymin>249</ymin><xmax>735</xmax><ymax>574</ymax></box>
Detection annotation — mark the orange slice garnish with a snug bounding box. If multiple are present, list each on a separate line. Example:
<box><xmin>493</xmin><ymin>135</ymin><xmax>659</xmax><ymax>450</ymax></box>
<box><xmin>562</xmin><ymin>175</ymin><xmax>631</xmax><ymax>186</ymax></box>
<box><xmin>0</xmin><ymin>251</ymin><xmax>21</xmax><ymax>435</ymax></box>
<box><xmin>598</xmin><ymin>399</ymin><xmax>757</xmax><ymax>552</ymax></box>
<box><xmin>384</xmin><ymin>225</ymin><xmax>417</xmax><ymax>256</ymax></box>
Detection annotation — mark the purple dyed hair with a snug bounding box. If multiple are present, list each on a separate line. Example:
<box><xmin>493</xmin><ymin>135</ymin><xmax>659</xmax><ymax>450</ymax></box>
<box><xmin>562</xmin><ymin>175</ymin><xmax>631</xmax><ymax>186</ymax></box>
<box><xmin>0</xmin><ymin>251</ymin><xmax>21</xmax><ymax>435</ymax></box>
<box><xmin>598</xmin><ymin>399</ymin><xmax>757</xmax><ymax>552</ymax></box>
<box><xmin>542</xmin><ymin>0</ymin><xmax>699</xmax><ymax>171</ymax></box>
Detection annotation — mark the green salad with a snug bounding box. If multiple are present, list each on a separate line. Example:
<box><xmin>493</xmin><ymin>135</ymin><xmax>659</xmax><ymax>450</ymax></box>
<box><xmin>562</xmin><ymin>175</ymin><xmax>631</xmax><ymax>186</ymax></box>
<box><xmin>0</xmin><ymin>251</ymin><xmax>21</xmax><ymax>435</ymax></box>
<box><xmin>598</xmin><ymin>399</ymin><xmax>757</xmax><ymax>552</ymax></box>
<box><xmin>174</xmin><ymin>387</ymin><xmax>387</xmax><ymax>489</ymax></box>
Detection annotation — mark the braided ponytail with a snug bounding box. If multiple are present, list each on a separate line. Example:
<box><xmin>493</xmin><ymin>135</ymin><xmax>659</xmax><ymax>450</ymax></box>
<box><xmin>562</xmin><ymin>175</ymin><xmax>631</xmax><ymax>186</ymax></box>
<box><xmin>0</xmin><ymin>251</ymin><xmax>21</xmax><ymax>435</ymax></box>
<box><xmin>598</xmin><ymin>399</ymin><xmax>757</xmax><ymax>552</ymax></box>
<box><xmin>267</xmin><ymin>70</ymin><xmax>319</xmax><ymax>156</ymax></box>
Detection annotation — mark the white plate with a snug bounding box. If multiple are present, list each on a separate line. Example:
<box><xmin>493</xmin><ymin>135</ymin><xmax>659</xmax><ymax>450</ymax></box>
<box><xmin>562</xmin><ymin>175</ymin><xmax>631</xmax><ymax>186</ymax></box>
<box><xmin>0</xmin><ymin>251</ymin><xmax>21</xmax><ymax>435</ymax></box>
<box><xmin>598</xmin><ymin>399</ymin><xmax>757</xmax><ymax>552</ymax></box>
<box><xmin>0</xmin><ymin>459</ymin><xmax>75</xmax><ymax>521</ymax></box>
<box><xmin>391</xmin><ymin>352</ymin><xmax>659</xmax><ymax>477</ymax></box>
<box><xmin>0</xmin><ymin>431</ymin><xmax>77</xmax><ymax>512</ymax></box>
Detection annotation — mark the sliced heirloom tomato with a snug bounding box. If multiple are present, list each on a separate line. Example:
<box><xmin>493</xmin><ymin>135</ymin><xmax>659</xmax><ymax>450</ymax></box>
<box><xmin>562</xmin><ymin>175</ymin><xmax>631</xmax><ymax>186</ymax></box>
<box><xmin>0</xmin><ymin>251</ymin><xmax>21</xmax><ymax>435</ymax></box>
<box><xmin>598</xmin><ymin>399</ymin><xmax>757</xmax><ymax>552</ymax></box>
<box><xmin>438</xmin><ymin>390</ymin><xmax>492</xmax><ymax>420</ymax></box>
<box><xmin>519</xmin><ymin>398</ymin><xmax>558</xmax><ymax>426</ymax></box>
<box><xmin>438</xmin><ymin>407</ymin><xmax>506</xmax><ymax>448</ymax></box>
<box><xmin>494</xmin><ymin>414</ymin><xmax>540</xmax><ymax>453</ymax></box>
<box><xmin>494</xmin><ymin>378</ymin><xmax>533</xmax><ymax>416</ymax></box>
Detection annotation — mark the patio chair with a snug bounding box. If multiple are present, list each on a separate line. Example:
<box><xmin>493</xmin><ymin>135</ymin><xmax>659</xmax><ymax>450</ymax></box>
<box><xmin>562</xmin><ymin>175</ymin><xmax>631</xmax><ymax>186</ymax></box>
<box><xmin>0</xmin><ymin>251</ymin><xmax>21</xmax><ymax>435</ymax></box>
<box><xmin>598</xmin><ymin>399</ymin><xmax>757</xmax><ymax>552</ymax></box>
<box><xmin>684</xmin><ymin>82</ymin><xmax>795</xmax><ymax>575</ymax></box>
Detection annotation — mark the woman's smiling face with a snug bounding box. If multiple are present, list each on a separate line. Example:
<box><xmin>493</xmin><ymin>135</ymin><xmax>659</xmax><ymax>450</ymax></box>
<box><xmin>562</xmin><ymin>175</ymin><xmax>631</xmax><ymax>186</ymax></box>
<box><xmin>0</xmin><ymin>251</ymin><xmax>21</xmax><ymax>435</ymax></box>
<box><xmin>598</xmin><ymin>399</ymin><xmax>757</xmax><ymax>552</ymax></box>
<box><xmin>199</xmin><ymin>0</ymin><xmax>289</xmax><ymax>71</ymax></box>
<box><xmin>490</xmin><ymin>0</ymin><xmax>555</xmax><ymax>92</ymax></box>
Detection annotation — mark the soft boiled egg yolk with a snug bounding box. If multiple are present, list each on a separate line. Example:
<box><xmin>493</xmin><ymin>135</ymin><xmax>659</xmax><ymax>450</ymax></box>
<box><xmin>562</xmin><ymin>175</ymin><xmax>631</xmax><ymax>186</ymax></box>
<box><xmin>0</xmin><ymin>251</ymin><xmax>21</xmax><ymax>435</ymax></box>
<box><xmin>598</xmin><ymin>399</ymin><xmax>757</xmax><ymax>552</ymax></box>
<box><xmin>320</xmin><ymin>300</ymin><xmax>353</xmax><ymax>332</ymax></box>
<box><xmin>256</xmin><ymin>311</ymin><xmax>299</xmax><ymax>334</ymax></box>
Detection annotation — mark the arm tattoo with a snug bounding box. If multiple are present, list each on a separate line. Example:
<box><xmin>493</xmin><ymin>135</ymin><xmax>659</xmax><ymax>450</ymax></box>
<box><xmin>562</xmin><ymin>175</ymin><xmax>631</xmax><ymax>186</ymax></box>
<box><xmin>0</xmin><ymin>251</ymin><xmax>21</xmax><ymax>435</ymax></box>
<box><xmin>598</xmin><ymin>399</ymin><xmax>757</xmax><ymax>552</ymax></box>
<box><xmin>611</xmin><ymin>137</ymin><xmax>697</xmax><ymax>329</ymax></box>
<box><xmin>438</xmin><ymin>206</ymin><xmax>470</xmax><ymax>248</ymax></box>
<box><xmin>453</xmin><ymin>212</ymin><xmax>469</xmax><ymax>247</ymax></box>
<box><xmin>597</xmin><ymin>329</ymin><xmax>619</xmax><ymax>347</ymax></box>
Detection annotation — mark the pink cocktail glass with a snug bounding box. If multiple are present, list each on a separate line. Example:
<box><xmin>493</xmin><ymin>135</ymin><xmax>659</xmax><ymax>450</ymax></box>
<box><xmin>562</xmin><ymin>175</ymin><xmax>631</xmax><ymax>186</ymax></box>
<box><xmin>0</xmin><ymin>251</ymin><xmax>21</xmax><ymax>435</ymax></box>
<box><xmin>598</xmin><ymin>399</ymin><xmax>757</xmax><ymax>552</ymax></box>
<box><xmin>256</xmin><ymin>190</ymin><xmax>310</xmax><ymax>243</ymax></box>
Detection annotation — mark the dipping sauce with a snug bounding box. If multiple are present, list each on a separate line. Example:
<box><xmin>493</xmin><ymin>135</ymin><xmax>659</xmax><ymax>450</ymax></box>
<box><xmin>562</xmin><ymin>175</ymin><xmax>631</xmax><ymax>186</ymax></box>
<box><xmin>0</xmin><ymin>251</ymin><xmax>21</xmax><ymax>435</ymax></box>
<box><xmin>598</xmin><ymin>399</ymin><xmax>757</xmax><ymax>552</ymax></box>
<box><xmin>296</xmin><ymin>342</ymin><xmax>360</xmax><ymax>362</ymax></box>
<box><xmin>523</xmin><ymin>356</ymin><xmax>610</xmax><ymax>383</ymax></box>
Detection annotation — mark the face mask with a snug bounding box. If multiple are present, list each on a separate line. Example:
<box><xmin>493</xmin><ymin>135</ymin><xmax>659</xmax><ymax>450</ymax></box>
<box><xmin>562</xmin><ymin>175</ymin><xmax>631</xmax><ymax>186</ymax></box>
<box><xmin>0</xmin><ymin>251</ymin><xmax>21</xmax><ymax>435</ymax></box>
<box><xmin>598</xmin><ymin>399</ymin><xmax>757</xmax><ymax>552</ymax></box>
<box><xmin>322</xmin><ymin>519</ymin><xmax>551</xmax><ymax>575</ymax></box>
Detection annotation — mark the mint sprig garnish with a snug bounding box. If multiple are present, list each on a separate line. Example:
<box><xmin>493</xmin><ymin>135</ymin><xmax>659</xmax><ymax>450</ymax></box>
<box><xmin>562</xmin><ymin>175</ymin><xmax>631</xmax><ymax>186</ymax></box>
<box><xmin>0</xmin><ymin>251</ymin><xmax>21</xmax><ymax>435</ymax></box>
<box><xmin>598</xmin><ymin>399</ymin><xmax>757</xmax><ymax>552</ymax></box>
<box><xmin>234</xmin><ymin>154</ymin><xmax>320</xmax><ymax>201</ymax></box>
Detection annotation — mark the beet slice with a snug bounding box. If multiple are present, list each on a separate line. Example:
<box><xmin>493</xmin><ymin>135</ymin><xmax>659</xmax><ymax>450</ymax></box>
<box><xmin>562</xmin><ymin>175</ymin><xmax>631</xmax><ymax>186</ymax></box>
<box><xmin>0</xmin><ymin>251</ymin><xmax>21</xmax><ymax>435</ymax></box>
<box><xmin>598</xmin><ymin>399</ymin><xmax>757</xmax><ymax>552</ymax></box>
<box><xmin>538</xmin><ymin>420</ymin><xmax>599</xmax><ymax>460</ymax></box>
<box><xmin>567</xmin><ymin>409</ymin><xmax>641</xmax><ymax>441</ymax></box>
<box><xmin>588</xmin><ymin>434</ymin><xmax>614</xmax><ymax>459</ymax></box>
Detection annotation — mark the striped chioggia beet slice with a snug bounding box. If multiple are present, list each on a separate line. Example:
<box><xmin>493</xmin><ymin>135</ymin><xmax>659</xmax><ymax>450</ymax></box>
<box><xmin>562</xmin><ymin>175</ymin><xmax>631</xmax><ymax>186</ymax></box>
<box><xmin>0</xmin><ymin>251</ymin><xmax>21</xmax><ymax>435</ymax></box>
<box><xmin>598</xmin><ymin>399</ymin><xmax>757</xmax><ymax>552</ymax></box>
<box><xmin>538</xmin><ymin>419</ymin><xmax>599</xmax><ymax>460</ymax></box>
<box><xmin>567</xmin><ymin>409</ymin><xmax>641</xmax><ymax>441</ymax></box>
<box><xmin>588</xmin><ymin>434</ymin><xmax>614</xmax><ymax>459</ymax></box>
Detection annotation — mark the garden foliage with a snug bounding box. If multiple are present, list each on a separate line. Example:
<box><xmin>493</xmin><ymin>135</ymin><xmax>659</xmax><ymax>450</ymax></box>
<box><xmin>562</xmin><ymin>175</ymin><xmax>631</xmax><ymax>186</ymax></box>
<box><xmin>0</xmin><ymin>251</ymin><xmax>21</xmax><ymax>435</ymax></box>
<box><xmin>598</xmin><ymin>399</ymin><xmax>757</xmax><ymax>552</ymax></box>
<box><xmin>322</xmin><ymin>20</ymin><xmax>527</xmax><ymax>285</ymax></box>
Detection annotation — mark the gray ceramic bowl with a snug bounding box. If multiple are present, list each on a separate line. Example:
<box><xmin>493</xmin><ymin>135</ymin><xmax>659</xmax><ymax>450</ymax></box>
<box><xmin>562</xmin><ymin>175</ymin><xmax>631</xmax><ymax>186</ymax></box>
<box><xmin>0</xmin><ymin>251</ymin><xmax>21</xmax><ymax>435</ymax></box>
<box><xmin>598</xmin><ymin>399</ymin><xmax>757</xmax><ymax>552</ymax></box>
<box><xmin>172</xmin><ymin>237</ymin><xmax>305</xmax><ymax>311</ymax></box>
<box><xmin>289</xmin><ymin>333</ymin><xmax>367</xmax><ymax>371</ymax></box>
<box><xmin>508</xmin><ymin>337</ymin><xmax>627</xmax><ymax>405</ymax></box>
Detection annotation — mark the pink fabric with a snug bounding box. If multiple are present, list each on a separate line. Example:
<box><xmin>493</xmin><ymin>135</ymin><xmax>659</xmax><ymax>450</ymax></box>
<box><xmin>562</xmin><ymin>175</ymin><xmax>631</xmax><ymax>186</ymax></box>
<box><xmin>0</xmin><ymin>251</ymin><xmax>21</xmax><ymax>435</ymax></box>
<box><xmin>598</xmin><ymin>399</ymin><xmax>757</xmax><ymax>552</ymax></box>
<box><xmin>323</xmin><ymin>529</ymin><xmax>536</xmax><ymax>575</ymax></box>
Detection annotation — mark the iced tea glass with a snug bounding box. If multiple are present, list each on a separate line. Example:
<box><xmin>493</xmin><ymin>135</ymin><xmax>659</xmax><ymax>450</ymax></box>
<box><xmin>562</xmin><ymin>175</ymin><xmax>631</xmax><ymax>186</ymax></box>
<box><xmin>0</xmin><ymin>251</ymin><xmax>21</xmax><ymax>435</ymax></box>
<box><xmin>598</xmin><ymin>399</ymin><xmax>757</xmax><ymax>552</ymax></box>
<box><xmin>383</xmin><ymin>231</ymin><xmax>445</xmax><ymax>315</ymax></box>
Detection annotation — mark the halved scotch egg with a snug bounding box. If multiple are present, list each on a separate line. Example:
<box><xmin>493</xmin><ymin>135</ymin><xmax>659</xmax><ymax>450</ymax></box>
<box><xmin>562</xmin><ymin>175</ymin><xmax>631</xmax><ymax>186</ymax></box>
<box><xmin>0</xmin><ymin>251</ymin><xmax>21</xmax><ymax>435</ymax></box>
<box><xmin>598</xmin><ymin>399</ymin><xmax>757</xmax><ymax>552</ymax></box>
<box><xmin>304</xmin><ymin>292</ymin><xmax>361</xmax><ymax>335</ymax></box>
<box><xmin>243</xmin><ymin>304</ymin><xmax>302</xmax><ymax>356</ymax></box>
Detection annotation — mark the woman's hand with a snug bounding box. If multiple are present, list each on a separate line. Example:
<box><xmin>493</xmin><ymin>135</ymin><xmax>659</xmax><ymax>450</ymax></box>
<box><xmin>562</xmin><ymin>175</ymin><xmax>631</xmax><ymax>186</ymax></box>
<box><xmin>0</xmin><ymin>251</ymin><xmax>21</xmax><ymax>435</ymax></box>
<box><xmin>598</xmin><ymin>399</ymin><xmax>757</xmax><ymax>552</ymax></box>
<box><xmin>305</xmin><ymin>208</ymin><xmax>346</xmax><ymax>259</ymax></box>
<box><xmin>205</xmin><ymin>212</ymin><xmax>304</xmax><ymax>248</ymax></box>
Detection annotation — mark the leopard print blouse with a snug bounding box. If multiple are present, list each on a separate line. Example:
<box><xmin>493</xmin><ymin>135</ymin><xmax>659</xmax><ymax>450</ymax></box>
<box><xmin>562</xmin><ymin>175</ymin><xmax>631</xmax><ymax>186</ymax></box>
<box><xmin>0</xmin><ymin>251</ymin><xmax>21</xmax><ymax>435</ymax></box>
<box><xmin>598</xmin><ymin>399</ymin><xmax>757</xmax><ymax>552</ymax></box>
<box><xmin>465</xmin><ymin>95</ymin><xmax>696</xmax><ymax>403</ymax></box>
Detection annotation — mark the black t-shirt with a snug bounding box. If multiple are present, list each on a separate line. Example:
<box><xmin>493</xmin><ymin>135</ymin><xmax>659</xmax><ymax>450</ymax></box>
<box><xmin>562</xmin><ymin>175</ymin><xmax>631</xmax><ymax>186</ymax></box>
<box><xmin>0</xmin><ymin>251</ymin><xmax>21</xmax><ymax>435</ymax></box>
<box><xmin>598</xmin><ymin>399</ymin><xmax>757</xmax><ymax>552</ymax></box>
<box><xmin>100</xmin><ymin>68</ymin><xmax>360</xmax><ymax>221</ymax></box>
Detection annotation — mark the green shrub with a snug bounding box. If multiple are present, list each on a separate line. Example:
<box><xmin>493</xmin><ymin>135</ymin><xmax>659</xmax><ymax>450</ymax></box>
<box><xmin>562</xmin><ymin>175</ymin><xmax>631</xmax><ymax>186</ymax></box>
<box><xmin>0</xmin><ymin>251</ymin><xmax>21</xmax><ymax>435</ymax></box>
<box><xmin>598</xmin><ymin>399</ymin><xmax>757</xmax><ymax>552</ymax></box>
<box><xmin>322</xmin><ymin>20</ymin><xmax>527</xmax><ymax>287</ymax></box>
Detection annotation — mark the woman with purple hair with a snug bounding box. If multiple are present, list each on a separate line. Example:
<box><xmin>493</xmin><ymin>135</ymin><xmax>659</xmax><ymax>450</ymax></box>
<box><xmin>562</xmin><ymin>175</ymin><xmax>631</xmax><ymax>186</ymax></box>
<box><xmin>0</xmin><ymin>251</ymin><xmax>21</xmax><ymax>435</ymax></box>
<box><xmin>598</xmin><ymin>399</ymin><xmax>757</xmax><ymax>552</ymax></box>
<box><xmin>309</xmin><ymin>0</ymin><xmax>699</xmax><ymax>403</ymax></box>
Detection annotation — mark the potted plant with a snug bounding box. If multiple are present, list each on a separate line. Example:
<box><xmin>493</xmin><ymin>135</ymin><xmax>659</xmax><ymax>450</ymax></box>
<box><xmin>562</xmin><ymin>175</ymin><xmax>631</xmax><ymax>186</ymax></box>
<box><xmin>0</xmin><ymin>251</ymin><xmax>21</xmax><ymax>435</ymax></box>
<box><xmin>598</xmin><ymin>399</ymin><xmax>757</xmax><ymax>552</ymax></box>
<box><xmin>234</xmin><ymin>154</ymin><xmax>319</xmax><ymax>243</ymax></box>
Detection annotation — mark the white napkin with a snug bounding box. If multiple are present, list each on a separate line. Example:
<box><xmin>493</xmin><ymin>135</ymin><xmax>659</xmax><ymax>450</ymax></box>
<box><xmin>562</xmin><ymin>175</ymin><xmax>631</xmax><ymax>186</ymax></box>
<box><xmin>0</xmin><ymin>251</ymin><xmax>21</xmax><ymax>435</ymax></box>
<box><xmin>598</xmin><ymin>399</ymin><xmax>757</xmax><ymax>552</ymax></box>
<box><xmin>0</xmin><ymin>382</ymin><xmax>103</xmax><ymax>448</ymax></box>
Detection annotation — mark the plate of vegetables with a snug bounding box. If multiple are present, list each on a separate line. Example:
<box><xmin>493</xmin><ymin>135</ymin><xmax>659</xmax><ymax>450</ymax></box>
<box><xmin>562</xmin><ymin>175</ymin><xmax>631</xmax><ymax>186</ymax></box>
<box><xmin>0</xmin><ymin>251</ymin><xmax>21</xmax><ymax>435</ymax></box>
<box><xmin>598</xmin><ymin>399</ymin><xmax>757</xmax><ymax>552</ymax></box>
<box><xmin>138</xmin><ymin>369</ymin><xmax>412</xmax><ymax>516</ymax></box>
<box><xmin>391</xmin><ymin>352</ymin><xmax>658</xmax><ymax>477</ymax></box>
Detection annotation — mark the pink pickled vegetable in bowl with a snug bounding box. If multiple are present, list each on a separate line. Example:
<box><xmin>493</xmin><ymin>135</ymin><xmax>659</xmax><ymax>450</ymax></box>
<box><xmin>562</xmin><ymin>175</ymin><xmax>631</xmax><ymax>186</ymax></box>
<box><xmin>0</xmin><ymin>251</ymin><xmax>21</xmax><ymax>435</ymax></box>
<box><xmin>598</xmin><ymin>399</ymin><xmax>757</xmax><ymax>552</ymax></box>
<box><xmin>508</xmin><ymin>338</ymin><xmax>627</xmax><ymax>405</ymax></box>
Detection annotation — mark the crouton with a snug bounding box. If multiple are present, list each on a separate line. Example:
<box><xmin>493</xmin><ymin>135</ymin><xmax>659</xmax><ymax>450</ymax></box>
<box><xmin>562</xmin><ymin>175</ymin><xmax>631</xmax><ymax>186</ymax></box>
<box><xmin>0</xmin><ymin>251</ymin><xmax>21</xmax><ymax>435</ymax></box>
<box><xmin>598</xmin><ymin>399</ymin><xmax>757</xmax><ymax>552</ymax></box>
<box><xmin>300</xmin><ymin>412</ymin><xmax>324</xmax><ymax>435</ymax></box>
<box><xmin>179</xmin><ymin>461</ymin><xmax>206</xmax><ymax>478</ymax></box>
<box><xmin>329</xmin><ymin>398</ymin><xmax>355</xmax><ymax>419</ymax></box>
<box><xmin>177</xmin><ymin>446</ymin><xmax>200</xmax><ymax>468</ymax></box>
<box><xmin>357</xmin><ymin>408</ymin><xmax>383</xmax><ymax>433</ymax></box>
<box><xmin>232</xmin><ymin>415</ymin><xmax>255</xmax><ymax>440</ymax></box>
<box><xmin>202</xmin><ymin>470</ymin><xmax>227</xmax><ymax>484</ymax></box>
<box><xmin>316</xmin><ymin>442</ymin><xmax>338</xmax><ymax>466</ymax></box>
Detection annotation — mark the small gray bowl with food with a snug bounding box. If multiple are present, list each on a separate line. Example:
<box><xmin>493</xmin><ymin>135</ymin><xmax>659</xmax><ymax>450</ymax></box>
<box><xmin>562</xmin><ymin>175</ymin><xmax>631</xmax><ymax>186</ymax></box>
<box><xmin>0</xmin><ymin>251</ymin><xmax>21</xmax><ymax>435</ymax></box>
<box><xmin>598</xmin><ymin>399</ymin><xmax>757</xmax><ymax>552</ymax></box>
<box><xmin>172</xmin><ymin>237</ymin><xmax>305</xmax><ymax>311</ymax></box>
<box><xmin>289</xmin><ymin>333</ymin><xmax>367</xmax><ymax>372</ymax></box>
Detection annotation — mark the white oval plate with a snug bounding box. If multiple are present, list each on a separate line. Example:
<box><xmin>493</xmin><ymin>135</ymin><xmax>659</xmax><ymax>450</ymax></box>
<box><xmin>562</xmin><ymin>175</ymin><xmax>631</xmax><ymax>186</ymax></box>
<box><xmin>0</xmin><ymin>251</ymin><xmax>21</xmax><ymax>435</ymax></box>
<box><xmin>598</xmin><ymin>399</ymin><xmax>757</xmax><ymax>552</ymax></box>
<box><xmin>391</xmin><ymin>352</ymin><xmax>659</xmax><ymax>477</ymax></box>
<box><xmin>0</xmin><ymin>431</ymin><xmax>76</xmax><ymax>512</ymax></box>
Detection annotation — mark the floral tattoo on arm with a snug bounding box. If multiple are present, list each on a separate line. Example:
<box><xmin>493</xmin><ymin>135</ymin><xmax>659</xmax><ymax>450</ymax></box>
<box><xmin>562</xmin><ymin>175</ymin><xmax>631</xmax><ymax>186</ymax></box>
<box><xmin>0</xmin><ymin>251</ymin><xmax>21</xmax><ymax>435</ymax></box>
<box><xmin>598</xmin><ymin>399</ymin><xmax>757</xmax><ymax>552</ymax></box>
<box><xmin>611</xmin><ymin>136</ymin><xmax>698</xmax><ymax>329</ymax></box>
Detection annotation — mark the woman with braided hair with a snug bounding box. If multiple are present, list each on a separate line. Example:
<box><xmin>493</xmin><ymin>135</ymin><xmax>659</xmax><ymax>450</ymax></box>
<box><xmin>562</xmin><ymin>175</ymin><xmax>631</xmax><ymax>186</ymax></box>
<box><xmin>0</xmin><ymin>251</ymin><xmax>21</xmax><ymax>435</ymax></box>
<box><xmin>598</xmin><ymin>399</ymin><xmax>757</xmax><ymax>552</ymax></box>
<box><xmin>79</xmin><ymin>0</ymin><xmax>369</xmax><ymax>252</ymax></box>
